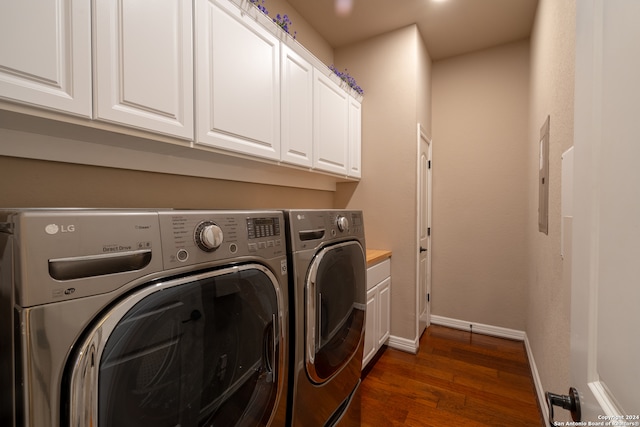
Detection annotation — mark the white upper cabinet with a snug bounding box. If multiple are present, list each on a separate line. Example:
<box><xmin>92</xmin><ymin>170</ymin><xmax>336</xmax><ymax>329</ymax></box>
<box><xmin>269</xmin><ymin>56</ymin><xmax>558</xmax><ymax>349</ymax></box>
<box><xmin>313</xmin><ymin>70</ymin><xmax>349</xmax><ymax>175</ymax></box>
<box><xmin>281</xmin><ymin>45</ymin><xmax>313</xmax><ymax>168</ymax></box>
<box><xmin>93</xmin><ymin>0</ymin><xmax>194</xmax><ymax>139</ymax></box>
<box><xmin>196</xmin><ymin>0</ymin><xmax>281</xmax><ymax>161</ymax></box>
<box><xmin>1</xmin><ymin>0</ymin><xmax>362</xmax><ymax>184</ymax></box>
<box><xmin>348</xmin><ymin>96</ymin><xmax>362</xmax><ymax>178</ymax></box>
<box><xmin>0</xmin><ymin>0</ymin><xmax>91</xmax><ymax>117</ymax></box>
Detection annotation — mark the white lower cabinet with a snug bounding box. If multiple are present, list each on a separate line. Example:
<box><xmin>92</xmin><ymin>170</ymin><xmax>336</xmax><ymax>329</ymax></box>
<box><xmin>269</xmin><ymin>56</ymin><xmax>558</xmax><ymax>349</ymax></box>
<box><xmin>363</xmin><ymin>258</ymin><xmax>391</xmax><ymax>368</ymax></box>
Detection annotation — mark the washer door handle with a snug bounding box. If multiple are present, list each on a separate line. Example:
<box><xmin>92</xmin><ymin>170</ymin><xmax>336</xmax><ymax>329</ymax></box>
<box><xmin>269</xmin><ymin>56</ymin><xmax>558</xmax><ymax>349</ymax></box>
<box><xmin>69</xmin><ymin>340</ymin><xmax>99</xmax><ymax>426</ymax></box>
<box><xmin>262</xmin><ymin>314</ymin><xmax>278</xmax><ymax>383</ymax></box>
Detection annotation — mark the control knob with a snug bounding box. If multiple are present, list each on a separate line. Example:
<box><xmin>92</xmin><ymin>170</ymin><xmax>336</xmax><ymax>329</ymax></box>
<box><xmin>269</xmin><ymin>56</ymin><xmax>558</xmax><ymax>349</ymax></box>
<box><xmin>336</xmin><ymin>215</ymin><xmax>349</xmax><ymax>232</ymax></box>
<box><xmin>195</xmin><ymin>221</ymin><xmax>224</xmax><ymax>251</ymax></box>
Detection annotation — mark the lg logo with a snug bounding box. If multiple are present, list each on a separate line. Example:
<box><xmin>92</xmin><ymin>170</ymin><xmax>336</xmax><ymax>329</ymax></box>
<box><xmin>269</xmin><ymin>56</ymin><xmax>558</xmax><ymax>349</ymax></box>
<box><xmin>45</xmin><ymin>224</ymin><xmax>76</xmax><ymax>235</ymax></box>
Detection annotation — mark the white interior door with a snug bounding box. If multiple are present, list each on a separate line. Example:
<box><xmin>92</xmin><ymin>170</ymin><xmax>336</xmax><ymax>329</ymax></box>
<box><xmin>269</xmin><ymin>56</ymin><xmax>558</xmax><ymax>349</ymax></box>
<box><xmin>570</xmin><ymin>0</ymin><xmax>640</xmax><ymax>422</ymax></box>
<box><xmin>417</xmin><ymin>124</ymin><xmax>432</xmax><ymax>337</ymax></box>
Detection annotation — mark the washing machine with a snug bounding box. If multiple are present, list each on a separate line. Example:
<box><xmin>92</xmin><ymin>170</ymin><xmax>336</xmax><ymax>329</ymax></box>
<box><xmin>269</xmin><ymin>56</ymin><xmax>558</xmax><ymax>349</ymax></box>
<box><xmin>0</xmin><ymin>209</ymin><xmax>289</xmax><ymax>427</ymax></box>
<box><xmin>284</xmin><ymin>210</ymin><xmax>366</xmax><ymax>426</ymax></box>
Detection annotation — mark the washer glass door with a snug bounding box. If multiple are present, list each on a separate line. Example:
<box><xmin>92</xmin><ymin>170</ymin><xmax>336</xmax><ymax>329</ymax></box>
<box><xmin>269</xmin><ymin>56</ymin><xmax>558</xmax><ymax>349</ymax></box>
<box><xmin>306</xmin><ymin>241</ymin><xmax>366</xmax><ymax>383</ymax></box>
<box><xmin>67</xmin><ymin>264</ymin><xmax>284</xmax><ymax>427</ymax></box>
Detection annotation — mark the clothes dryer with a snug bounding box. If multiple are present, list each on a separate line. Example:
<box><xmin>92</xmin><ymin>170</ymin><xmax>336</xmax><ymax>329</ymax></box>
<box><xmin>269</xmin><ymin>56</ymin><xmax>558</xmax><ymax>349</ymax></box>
<box><xmin>284</xmin><ymin>210</ymin><xmax>366</xmax><ymax>426</ymax></box>
<box><xmin>0</xmin><ymin>209</ymin><xmax>289</xmax><ymax>427</ymax></box>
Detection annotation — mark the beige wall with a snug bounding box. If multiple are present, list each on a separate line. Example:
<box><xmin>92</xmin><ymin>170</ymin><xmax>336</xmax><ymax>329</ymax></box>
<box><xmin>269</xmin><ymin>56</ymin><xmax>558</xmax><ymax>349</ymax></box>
<box><xmin>0</xmin><ymin>156</ymin><xmax>333</xmax><ymax>209</ymax></box>
<box><xmin>431</xmin><ymin>40</ymin><xmax>530</xmax><ymax>331</ymax></box>
<box><xmin>335</xmin><ymin>25</ymin><xmax>432</xmax><ymax>343</ymax></box>
<box><xmin>265</xmin><ymin>0</ymin><xmax>333</xmax><ymax>65</ymax></box>
<box><xmin>526</xmin><ymin>0</ymin><xmax>576</xmax><ymax>408</ymax></box>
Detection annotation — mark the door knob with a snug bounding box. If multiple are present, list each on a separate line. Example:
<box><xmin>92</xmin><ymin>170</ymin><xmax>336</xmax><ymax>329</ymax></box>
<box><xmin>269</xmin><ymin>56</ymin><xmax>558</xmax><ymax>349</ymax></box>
<box><xmin>420</xmin><ymin>246</ymin><xmax>427</xmax><ymax>253</ymax></box>
<box><xmin>546</xmin><ymin>387</ymin><xmax>581</xmax><ymax>426</ymax></box>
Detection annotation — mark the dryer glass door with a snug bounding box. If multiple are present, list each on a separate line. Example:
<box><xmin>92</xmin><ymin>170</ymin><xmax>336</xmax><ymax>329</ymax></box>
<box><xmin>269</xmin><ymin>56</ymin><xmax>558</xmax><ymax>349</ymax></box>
<box><xmin>67</xmin><ymin>265</ymin><xmax>284</xmax><ymax>427</ymax></box>
<box><xmin>306</xmin><ymin>241</ymin><xmax>366</xmax><ymax>383</ymax></box>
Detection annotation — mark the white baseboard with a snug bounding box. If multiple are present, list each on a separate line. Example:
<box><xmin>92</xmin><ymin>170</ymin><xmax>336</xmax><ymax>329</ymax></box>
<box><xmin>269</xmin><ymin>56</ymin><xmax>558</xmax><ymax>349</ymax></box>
<box><xmin>386</xmin><ymin>335</ymin><xmax>419</xmax><ymax>354</ymax></box>
<box><xmin>430</xmin><ymin>315</ymin><xmax>547</xmax><ymax>425</ymax></box>
<box><xmin>524</xmin><ymin>334</ymin><xmax>550</xmax><ymax>427</ymax></box>
<box><xmin>430</xmin><ymin>314</ymin><xmax>525</xmax><ymax>340</ymax></box>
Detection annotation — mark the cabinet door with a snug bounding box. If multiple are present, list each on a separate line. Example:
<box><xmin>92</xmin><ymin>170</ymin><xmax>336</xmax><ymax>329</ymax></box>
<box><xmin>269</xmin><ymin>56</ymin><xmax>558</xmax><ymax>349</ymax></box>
<box><xmin>348</xmin><ymin>96</ymin><xmax>362</xmax><ymax>178</ymax></box>
<box><xmin>377</xmin><ymin>277</ymin><xmax>391</xmax><ymax>348</ymax></box>
<box><xmin>281</xmin><ymin>45</ymin><xmax>313</xmax><ymax>167</ymax></box>
<box><xmin>0</xmin><ymin>0</ymin><xmax>91</xmax><ymax>117</ymax></box>
<box><xmin>196</xmin><ymin>0</ymin><xmax>280</xmax><ymax>160</ymax></box>
<box><xmin>363</xmin><ymin>286</ymin><xmax>378</xmax><ymax>368</ymax></box>
<box><xmin>313</xmin><ymin>70</ymin><xmax>348</xmax><ymax>175</ymax></box>
<box><xmin>94</xmin><ymin>0</ymin><xmax>193</xmax><ymax>139</ymax></box>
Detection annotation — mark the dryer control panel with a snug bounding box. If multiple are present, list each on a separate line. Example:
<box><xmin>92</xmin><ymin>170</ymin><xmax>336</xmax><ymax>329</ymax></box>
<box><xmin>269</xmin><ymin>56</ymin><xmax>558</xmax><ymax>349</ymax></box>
<box><xmin>284</xmin><ymin>209</ymin><xmax>365</xmax><ymax>252</ymax></box>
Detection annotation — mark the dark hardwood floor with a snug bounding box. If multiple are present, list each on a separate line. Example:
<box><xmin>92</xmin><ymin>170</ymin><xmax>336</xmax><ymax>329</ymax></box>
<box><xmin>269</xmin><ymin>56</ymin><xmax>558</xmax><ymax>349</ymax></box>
<box><xmin>360</xmin><ymin>325</ymin><xmax>544</xmax><ymax>427</ymax></box>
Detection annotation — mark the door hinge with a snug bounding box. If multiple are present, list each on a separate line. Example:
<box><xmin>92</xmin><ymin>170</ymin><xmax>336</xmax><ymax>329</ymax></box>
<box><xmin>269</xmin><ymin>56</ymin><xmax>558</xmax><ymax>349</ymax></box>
<box><xmin>427</xmin><ymin>293</ymin><xmax>430</xmax><ymax>302</ymax></box>
<box><xmin>427</xmin><ymin>227</ymin><xmax>431</xmax><ymax>236</ymax></box>
<box><xmin>428</xmin><ymin>160</ymin><xmax>431</xmax><ymax>169</ymax></box>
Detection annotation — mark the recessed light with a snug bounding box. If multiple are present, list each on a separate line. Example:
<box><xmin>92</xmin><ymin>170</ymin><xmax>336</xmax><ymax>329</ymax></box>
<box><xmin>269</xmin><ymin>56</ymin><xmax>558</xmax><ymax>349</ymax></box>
<box><xmin>335</xmin><ymin>0</ymin><xmax>354</xmax><ymax>16</ymax></box>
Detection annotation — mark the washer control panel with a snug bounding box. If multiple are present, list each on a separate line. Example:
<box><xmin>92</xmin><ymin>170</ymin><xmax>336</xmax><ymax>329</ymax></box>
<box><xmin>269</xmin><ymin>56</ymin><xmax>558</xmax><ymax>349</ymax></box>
<box><xmin>159</xmin><ymin>211</ymin><xmax>284</xmax><ymax>268</ymax></box>
<box><xmin>246</xmin><ymin>216</ymin><xmax>282</xmax><ymax>253</ymax></box>
<box><xmin>2</xmin><ymin>209</ymin><xmax>287</xmax><ymax>307</ymax></box>
<box><xmin>194</xmin><ymin>221</ymin><xmax>224</xmax><ymax>252</ymax></box>
<box><xmin>247</xmin><ymin>216</ymin><xmax>280</xmax><ymax>239</ymax></box>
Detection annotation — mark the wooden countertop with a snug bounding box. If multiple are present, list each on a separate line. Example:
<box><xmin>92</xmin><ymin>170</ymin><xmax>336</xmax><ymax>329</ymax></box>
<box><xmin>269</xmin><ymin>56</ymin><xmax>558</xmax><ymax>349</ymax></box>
<box><xmin>366</xmin><ymin>249</ymin><xmax>392</xmax><ymax>267</ymax></box>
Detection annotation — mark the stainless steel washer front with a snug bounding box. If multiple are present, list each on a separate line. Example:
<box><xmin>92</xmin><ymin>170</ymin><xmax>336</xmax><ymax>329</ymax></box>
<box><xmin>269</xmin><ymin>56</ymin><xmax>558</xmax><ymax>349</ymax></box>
<box><xmin>284</xmin><ymin>210</ymin><xmax>366</xmax><ymax>427</ymax></box>
<box><xmin>0</xmin><ymin>209</ymin><xmax>289</xmax><ymax>427</ymax></box>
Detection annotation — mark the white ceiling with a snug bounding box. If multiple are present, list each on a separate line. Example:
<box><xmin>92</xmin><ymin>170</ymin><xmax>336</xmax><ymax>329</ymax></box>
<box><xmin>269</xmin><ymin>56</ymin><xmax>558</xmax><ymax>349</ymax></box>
<box><xmin>286</xmin><ymin>0</ymin><xmax>539</xmax><ymax>60</ymax></box>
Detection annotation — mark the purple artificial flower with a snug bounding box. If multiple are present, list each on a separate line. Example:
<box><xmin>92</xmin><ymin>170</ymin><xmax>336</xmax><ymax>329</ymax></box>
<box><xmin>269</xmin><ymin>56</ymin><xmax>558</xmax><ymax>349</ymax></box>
<box><xmin>249</xmin><ymin>0</ymin><xmax>268</xmax><ymax>15</ymax></box>
<box><xmin>273</xmin><ymin>13</ymin><xmax>295</xmax><ymax>39</ymax></box>
<box><xmin>330</xmin><ymin>65</ymin><xmax>364</xmax><ymax>95</ymax></box>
